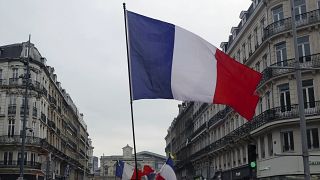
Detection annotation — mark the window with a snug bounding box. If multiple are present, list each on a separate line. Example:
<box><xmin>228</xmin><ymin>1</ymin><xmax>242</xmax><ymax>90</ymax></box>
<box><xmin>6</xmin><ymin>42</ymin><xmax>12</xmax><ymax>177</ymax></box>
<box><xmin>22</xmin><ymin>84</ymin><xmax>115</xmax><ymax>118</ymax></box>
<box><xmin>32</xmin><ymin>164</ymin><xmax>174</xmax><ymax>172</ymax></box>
<box><xmin>10</xmin><ymin>68</ymin><xmax>18</xmax><ymax>85</ymax></box>
<box><xmin>227</xmin><ymin>151</ymin><xmax>231</xmax><ymax>167</ymax></box>
<box><xmin>297</xmin><ymin>36</ymin><xmax>311</xmax><ymax>62</ymax></box>
<box><xmin>242</xmin><ymin>146</ymin><xmax>246</xmax><ymax>163</ymax></box>
<box><xmin>18</xmin><ymin>152</ymin><xmax>27</xmax><ymax>165</ymax></box>
<box><xmin>12</xmin><ymin>68</ymin><xmax>18</xmax><ymax>78</ymax></box>
<box><xmin>223</xmin><ymin>154</ymin><xmax>226</xmax><ymax>169</ymax></box>
<box><xmin>4</xmin><ymin>152</ymin><xmax>13</xmax><ymax>165</ymax></box>
<box><xmin>279</xmin><ymin>84</ymin><xmax>291</xmax><ymax>112</ymax></box>
<box><xmin>267</xmin><ymin>133</ymin><xmax>273</xmax><ymax>156</ymax></box>
<box><xmin>242</xmin><ymin>43</ymin><xmax>246</xmax><ymax>61</ymax></box>
<box><xmin>302</xmin><ymin>80</ymin><xmax>315</xmax><ymax>108</ymax></box>
<box><xmin>237</xmin><ymin>148</ymin><xmax>241</xmax><ymax>165</ymax></box>
<box><xmin>254</xmin><ymin>28</ymin><xmax>258</xmax><ymax>48</ymax></box>
<box><xmin>260</xmin><ymin>18</ymin><xmax>265</xmax><ymax>39</ymax></box>
<box><xmin>294</xmin><ymin>0</ymin><xmax>306</xmax><ymax>21</ymax></box>
<box><xmin>307</xmin><ymin>128</ymin><xmax>319</xmax><ymax>149</ymax></box>
<box><xmin>230</xmin><ymin>118</ymin><xmax>234</xmax><ymax>131</ymax></box>
<box><xmin>22</xmin><ymin>98</ymin><xmax>29</xmax><ymax>108</ymax></box>
<box><xmin>31</xmin><ymin>153</ymin><xmax>36</xmax><ymax>165</ymax></box>
<box><xmin>9</xmin><ymin>95</ymin><xmax>16</xmax><ymax>105</ymax></box>
<box><xmin>235</xmin><ymin>118</ymin><xmax>239</xmax><ymax>129</ymax></box>
<box><xmin>260</xmin><ymin>136</ymin><xmax>265</xmax><ymax>158</ymax></box>
<box><xmin>318</xmin><ymin>0</ymin><xmax>320</xmax><ymax>8</ymax></box>
<box><xmin>248</xmin><ymin>35</ymin><xmax>252</xmax><ymax>55</ymax></box>
<box><xmin>226</xmin><ymin>121</ymin><xmax>229</xmax><ymax>134</ymax></box>
<box><xmin>282</xmin><ymin>131</ymin><xmax>294</xmax><ymax>152</ymax></box>
<box><xmin>266</xmin><ymin>91</ymin><xmax>271</xmax><ymax>110</ymax></box>
<box><xmin>233</xmin><ymin>150</ymin><xmax>236</xmax><ymax>166</ymax></box>
<box><xmin>258</xmin><ymin>98</ymin><xmax>263</xmax><ymax>114</ymax></box>
<box><xmin>236</xmin><ymin>50</ymin><xmax>241</xmax><ymax>62</ymax></box>
<box><xmin>272</xmin><ymin>5</ymin><xmax>284</xmax><ymax>22</ymax></box>
<box><xmin>8</xmin><ymin>119</ymin><xmax>15</xmax><ymax>137</ymax></box>
<box><xmin>255</xmin><ymin>61</ymin><xmax>260</xmax><ymax>72</ymax></box>
<box><xmin>262</xmin><ymin>54</ymin><xmax>268</xmax><ymax>69</ymax></box>
<box><xmin>275</xmin><ymin>42</ymin><xmax>287</xmax><ymax>66</ymax></box>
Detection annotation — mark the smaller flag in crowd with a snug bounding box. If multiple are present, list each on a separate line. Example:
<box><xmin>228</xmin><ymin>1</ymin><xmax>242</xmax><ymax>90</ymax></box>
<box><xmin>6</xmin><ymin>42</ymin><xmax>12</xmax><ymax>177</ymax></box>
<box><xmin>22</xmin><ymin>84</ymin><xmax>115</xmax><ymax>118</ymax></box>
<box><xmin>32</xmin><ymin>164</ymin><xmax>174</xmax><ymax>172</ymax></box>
<box><xmin>116</xmin><ymin>160</ymin><xmax>135</xmax><ymax>180</ymax></box>
<box><xmin>115</xmin><ymin>156</ymin><xmax>176</xmax><ymax>180</ymax></box>
<box><xmin>142</xmin><ymin>165</ymin><xmax>156</xmax><ymax>180</ymax></box>
<box><xmin>156</xmin><ymin>156</ymin><xmax>177</xmax><ymax>180</ymax></box>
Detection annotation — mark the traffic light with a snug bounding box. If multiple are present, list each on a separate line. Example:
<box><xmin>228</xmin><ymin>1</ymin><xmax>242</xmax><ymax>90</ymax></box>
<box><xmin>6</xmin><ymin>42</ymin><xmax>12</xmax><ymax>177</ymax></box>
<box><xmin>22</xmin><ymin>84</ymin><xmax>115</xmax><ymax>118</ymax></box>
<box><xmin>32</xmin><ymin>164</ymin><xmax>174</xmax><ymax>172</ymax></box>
<box><xmin>248</xmin><ymin>144</ymin><xmax>257</xmax><ymax>177</ymax></box>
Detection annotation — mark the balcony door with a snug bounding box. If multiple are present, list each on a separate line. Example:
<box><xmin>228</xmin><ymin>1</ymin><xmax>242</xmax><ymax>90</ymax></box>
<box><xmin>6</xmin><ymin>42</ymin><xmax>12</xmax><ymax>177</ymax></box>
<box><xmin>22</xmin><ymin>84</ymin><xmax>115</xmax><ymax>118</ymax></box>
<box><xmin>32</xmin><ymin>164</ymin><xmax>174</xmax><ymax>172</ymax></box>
<box><xmin>279</xmin><ymin>84</ymin><xmax>291</xmax><ymax>112</ymax></box>
<box><xmin>7</xmin><ymin>119</ymin><xmax>15</xmax><ymax>137</ymax></box>
<box><xmin>302</xmin><ymin>80</ymin><xmax>315</xmax><ymax>110</ymax></box>
<box><xmin>298</xmin><ymin>36</ymin><xmax>311</xmax><ymax>63</ymax></box>
<box><xmin>294</xmin><ymin>0</ymin><xmax>306</xmax><ymax>21</ymax></box>
<box><xmin>275</xmin><ymin>42</ymin><xmax>287</xmax><ymax>66</ymax></box>
<box><xmin>4</xmin><ymin>152</ymin><xmax>13</xmax><ymax>165</ymax></box>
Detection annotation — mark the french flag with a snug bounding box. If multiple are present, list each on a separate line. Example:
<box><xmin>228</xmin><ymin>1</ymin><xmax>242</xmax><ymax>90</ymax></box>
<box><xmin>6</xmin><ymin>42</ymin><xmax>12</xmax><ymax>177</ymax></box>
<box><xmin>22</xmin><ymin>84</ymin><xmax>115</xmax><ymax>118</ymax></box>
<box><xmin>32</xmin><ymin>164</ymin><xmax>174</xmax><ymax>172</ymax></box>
<box><xmin>126</xmin><ymin>11</ymin><xmax>262</xmax><ymax>120</ymax></box>
<box><xmin>115</xmin><ymin>160</ymin><xmax>135</xmax><ymax>180</ymax></box>
<box><xmin>156</xmin><ymin>156</ymin><xmax>177</xmax><ymax>180</ymax></box>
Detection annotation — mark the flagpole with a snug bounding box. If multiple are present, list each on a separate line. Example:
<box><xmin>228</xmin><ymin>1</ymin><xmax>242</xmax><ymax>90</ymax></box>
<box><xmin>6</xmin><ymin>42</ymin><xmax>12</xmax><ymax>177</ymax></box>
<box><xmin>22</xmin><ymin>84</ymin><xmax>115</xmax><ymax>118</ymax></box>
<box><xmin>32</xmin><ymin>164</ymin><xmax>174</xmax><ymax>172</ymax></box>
<box><xmin>123</xmin><ymin>3</ymin><xmax>139</xmax><ymax>180</ymax></box>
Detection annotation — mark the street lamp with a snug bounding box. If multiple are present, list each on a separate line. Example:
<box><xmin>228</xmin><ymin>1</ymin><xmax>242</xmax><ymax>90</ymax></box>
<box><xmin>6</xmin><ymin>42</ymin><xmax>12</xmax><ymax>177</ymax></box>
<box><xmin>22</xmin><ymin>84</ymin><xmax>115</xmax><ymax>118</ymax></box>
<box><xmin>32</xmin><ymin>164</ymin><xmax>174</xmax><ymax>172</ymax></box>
<box><xmin>18</xmin><ymin>35</ymin><xmax>31</xmax><ymax>180</ymax></box>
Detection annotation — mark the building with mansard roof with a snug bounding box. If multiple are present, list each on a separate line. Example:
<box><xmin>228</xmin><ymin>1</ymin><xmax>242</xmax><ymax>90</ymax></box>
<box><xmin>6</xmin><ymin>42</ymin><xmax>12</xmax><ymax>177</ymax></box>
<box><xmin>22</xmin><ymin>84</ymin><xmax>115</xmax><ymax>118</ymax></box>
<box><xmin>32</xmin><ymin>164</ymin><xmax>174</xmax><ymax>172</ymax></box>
<box><xmin>0</xmin><ymin>42</ymin><xmax>92</xmax><ymax>180</ymax></box>
<box><xmin>166</xmin><ymin>0</ymin><xmax>320</xmax><ymax>179</ymax></box>
<box><xmin>98</xmin><ymin>145</ymin><xmax>166</xmax><ymax>179</ymax></box>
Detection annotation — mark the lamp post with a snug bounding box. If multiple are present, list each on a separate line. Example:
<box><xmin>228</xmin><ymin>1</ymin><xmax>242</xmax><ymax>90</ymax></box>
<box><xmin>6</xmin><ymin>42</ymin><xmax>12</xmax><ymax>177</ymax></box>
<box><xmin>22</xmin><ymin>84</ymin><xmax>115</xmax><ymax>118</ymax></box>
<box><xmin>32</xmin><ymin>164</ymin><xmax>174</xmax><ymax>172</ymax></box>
<box><xmin>18</xmin><ymin>35</ymin><xmax>31</xmax><ymax>180</ymax></box>
<box><xmin>290</xmin><ymin>0</ymin><xmax>310</xmax><ymax>179</ymax></box>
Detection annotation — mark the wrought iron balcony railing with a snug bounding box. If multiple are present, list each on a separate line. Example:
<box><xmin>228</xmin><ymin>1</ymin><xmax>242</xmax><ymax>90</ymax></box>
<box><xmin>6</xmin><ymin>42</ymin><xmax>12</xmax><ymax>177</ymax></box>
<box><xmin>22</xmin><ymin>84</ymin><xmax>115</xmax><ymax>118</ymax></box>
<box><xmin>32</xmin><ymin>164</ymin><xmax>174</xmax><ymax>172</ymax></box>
<box><xmin>20</xmin><ymin>106</ymin><xmax>29</xmax><ymax>116</ymax></box>
<box><xmin>0</xmin><ymin>160</ymin><xmax>41</xmax><ymax>169</ymax></box>
<box><xmin>0</xmin><ymin>135</ymin><xmax>43</xmax><ymax>146</ymax></box>
<box><xmin>8</xmin><ymin>104</ymin><xmax>16</xmax><ymax>115</ymax></box>
<box><xmin>42</xmin><ymin>86</ymin><xmax>47</xmax><ymax>96</ymax></box>
<box><xmin>0</xmin><ymin>79</ymin><xmax>6</xmax><ymax>85</ymax></box>
<box><xmin>9</xmin><ymin>78</ymin><xmax>19</xmax><ymax>85</ymax></box>
<box><xmin>258</xmin><ymin>53</ymin><xmax>320</xmax><ymax>87</ymax></box>
<box><xmin>263</xmin><ymin>9</ymin><xmax>320</xmax><ymax>40</ymax></box>
<box><xmin>189</xmin><ymin>101</ymin><xmax>320</xmax><ymax>160</ymax></box>
<box><xmin>40</xmin><ymin>112</ymin><xmax>46</xmax><ymax>123</ymax></box>
<box><xmin>48</xmin><ymin>120</ymin><xmax>56</xmax><ymax>130</ymax></box>
<box><xmin>188</xmin><ymin>106</ymin><xmax>232</xmax><ymax>142</ymax></box>
<box><xmin>49</xmin><ymin>95</ymin><xmax>57</xmax><ymax>106</ymax></box>
<box><xmin>32</xmin><ymin>107</ymin><xmax>37</xmax><ymax>117</ymax></box>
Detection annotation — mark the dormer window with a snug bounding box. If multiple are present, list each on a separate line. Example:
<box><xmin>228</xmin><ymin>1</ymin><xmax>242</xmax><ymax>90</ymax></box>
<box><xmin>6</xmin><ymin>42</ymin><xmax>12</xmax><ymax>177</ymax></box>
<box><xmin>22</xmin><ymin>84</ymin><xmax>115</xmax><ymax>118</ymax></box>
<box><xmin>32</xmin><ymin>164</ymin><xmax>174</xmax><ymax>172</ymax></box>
<box><xmin>220</xmin><ymin>42</ymin><xmax>228</xmax><ymax>53</ymax></box>
<box><xmin>231</xmin><ymin>27</ymin><xmax>239</xmax><ymax>40</ymax></box>
<box><xmin>240</xmin><ymin>11</ymin><xmax>248</xmax><ymax>26</ymax></box>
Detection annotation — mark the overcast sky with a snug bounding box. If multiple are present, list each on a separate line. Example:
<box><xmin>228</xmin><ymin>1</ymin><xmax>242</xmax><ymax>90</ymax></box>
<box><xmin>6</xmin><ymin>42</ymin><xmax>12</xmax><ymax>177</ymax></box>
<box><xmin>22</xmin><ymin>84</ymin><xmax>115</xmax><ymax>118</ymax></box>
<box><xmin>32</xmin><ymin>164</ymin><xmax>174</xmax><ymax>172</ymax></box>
<box><xmin>0</xmin><ymin>0</ymin><xmax>252</xmax><ymax>158</ymax></box>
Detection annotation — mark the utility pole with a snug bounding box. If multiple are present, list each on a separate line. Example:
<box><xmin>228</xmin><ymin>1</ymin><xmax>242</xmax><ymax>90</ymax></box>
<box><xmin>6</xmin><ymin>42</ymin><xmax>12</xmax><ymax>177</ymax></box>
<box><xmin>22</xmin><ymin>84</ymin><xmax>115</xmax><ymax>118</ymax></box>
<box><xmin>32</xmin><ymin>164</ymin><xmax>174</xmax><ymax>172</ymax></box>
<box><xmin>290</xmin><ymin>0</ymin><xmax>310</xmax><ymax>179</ymax></box>
<box><xmin>19</xmin><ymin>35</ymin><xmax>31</xmax><ymax>180</ymax></box>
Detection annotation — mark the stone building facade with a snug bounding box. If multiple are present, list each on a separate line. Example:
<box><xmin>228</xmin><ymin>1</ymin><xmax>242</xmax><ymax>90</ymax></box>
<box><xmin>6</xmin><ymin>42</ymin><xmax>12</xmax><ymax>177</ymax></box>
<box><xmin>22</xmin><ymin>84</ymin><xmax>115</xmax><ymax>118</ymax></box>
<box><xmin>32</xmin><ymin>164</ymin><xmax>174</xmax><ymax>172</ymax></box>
<box><xmin>99</xmin><ymin>145</ymin><xmax>166</xmax><ymax>179</ymax></box>
<box><xmin>0</xmin><ymin>42</ymin><xmax>91</xmax><ymax>180</ymax></box>
<box><xmin>166</xmin><ymin>0</ymin><xmax>320</xmax><ymax>179</ymax></box>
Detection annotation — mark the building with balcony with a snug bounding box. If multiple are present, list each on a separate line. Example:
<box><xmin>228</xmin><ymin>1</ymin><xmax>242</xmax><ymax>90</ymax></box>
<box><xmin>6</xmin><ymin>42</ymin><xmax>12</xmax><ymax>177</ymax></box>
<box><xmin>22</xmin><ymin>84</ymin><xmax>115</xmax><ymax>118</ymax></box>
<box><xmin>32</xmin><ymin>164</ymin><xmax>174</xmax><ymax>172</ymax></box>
<box><xmin>165</xmin><ymin>0</ymin><xmax>320</xmax><ymax>179</ymax></box>
<box><xmin>98</xmin><ymin>145</ymin><xmax>166</xmax><ymax>180</ymax></box>
<box><xmin>0</xmin><ymin>42</ymin><xmax>91</xmax><ymax>180</ymax></box>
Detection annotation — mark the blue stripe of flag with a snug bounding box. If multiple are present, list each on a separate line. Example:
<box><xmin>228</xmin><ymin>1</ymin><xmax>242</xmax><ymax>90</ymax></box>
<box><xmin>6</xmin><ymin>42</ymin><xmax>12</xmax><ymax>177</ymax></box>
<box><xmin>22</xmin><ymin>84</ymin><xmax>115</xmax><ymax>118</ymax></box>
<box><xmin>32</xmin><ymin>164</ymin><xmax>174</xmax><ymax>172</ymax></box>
<box><xmin>127</xmin><ymin>11</ymin><xmax>175</xmax><ymax>100</ymax></box>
